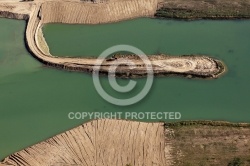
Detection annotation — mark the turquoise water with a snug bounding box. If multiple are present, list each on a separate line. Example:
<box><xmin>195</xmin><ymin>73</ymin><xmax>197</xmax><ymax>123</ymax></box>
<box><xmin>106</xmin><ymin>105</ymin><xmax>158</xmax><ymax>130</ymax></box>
<box><xmin>43</xmin><ymin>18</ymin><xmax>250</xmax><ymax>123</ymax></box>
<box><xmin>0</xmin><ymin>18</ymin><xmax>250</xmax><ymax>160</ymax></box>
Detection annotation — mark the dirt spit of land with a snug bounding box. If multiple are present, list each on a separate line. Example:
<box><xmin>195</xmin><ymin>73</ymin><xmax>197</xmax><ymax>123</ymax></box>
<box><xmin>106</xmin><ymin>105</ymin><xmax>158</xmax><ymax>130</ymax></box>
<box><xmin>0</xmin><ymin>0</ymin><xmax>226</xmax><ymax>79</ymax></box>
<box><xmin>35</xmin><ymin>3</ymin><xmax>227</xmax><ymax>79</ymax></box>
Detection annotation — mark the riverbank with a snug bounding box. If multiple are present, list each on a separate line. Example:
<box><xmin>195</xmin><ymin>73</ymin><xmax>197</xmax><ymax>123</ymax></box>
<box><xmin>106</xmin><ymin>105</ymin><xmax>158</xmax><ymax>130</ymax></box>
<box><xmin>0</xmin><ymin>1</ymin><xmax>32</xmax><ymax>20</ymax></box>
<box><xmin>1</xmin><ymin>120</ymin><xmax>250</xmax><ymax>165</ymax></box>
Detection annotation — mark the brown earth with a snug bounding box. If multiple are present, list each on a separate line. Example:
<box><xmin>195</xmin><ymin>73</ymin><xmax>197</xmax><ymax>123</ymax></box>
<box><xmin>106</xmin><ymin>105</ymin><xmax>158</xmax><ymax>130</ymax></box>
<box><xmin>1</xmin><ymin>120</ymin><xmax>250</xmax><ymax>166</ymax></box>
<box><xmin>1</xmin><ymin>119</ymin><xmax>167</xmax><ymax>166</ymax></box>
<box><xmin>40</xmin><ymin>0</ymin><xmax>158</xmax><ymax>24</ymax></box>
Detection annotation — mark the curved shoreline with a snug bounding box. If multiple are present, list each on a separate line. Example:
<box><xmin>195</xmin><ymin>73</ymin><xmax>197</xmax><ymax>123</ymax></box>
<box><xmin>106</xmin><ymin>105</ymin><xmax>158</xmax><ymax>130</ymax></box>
<box><xmin>0</xmin><ymin>0</ymin><xmax>226</xmax><ymax>79</ymax></box>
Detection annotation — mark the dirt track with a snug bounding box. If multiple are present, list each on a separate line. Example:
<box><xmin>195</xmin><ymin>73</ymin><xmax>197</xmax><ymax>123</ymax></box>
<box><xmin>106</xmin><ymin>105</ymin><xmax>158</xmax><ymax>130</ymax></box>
<box><xmin>0</xmin><ymin>0</ymin><xmax>225</xmax><ymax>79</ymax></box>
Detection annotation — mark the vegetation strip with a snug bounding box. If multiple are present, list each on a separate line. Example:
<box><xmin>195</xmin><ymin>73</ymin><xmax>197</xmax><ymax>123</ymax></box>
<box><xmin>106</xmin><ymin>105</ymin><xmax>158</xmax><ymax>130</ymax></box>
<box><xmin>155</xmin><ymin>0</ymin><xmax>250</xmax><ymax>20</ymax></box>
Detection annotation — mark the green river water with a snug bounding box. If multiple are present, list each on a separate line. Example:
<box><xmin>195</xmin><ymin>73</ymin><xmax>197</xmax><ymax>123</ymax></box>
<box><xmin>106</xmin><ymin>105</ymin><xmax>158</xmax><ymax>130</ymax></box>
<box><xmin>0</xmin><ymin>17</ymin><xmax>250</xmax><ymax>159</ymax></box>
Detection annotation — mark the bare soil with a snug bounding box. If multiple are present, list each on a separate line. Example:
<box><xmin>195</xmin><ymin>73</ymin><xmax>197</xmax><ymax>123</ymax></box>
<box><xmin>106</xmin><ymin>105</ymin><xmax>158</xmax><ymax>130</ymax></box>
<box><xmin>1</xmin><ymin>119</ymin><xmax>166</xmax><ymax>166</ymax></box>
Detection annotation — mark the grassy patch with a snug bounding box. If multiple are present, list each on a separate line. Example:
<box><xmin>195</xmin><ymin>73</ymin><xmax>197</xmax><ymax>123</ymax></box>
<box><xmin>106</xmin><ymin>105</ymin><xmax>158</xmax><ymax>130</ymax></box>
<box><xmin>165</xmin><ymin>121</ymin><xmax>250</xmax><ymax>165</ymax></box>
<box><xmin>155</xmin><ymin>0</ymin><xmax>250</xmax><ymax>19</ymax></box>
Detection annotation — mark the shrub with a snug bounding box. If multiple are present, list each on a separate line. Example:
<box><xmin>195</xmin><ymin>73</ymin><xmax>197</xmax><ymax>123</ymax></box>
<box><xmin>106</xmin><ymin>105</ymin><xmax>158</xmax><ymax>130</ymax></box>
<box><xmin>228</xmin><ymin>157</ymin><xmax>243</xmax><ymax>166</ymax></box>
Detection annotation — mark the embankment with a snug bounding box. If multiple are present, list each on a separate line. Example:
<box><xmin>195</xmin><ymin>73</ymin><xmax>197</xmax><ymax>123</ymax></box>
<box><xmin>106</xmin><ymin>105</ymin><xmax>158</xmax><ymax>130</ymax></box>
<box><xmin>0</xmin><ymin>2</ymin><xmax>32</xmax><ymax>20</ymax></box>
<box><xmin>1</xmin><ymin>119</ymin><xmax>167</xmax><ymax>166</ymax></box>
<box><xmin>41</xmin><ymin>0</ymin><xmax>158</xmax><ymax>24</ymax></box>
<box><xmin>0</xmin><ymin>0</ymin><xmax>226</xmax><ymax>79</ymax></box>
<box><xmin>0</xmin><ymin>10</ymin><xmax>29</xmax><ymax>20</ymax></box>
<box><xmin>2</xmin><ymin>120</ymin><xmax>250</xmax><ymax>166</ymax></box>
<box><xmin>27</xmin><ymin>2</ymin><xmax>225</xmax><ymax>79</ymax></box>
